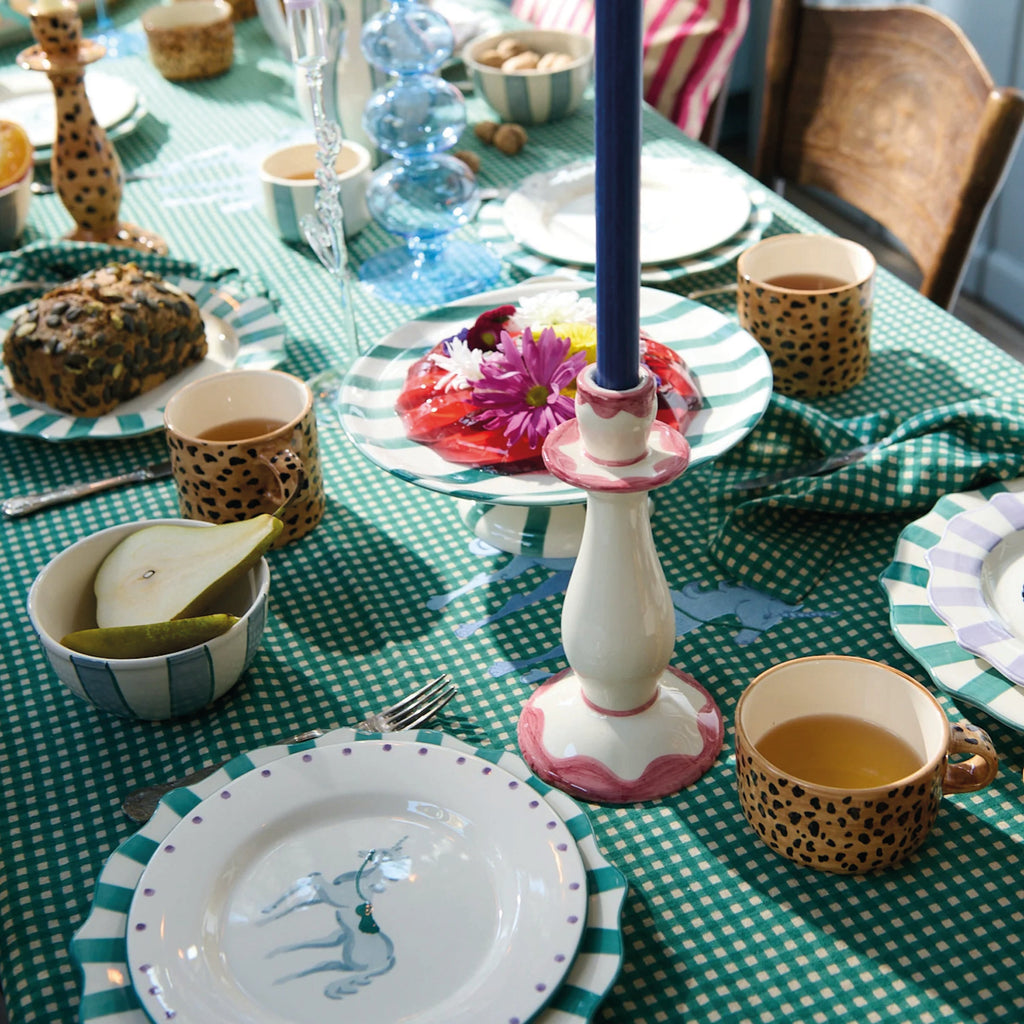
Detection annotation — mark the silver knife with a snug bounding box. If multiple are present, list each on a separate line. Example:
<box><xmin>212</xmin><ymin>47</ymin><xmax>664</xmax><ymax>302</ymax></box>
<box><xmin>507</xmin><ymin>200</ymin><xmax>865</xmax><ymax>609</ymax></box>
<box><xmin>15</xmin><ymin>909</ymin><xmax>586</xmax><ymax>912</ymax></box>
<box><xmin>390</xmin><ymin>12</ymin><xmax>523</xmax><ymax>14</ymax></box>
<box><xmin>2</xmin><ymin>460</ymin><xmax>173</xmax><ymax>518</ymax></box>
<box><xmin>733</xmin><ymin>442</ymin><xmax>885</xmax><ymax>491</ymax></box>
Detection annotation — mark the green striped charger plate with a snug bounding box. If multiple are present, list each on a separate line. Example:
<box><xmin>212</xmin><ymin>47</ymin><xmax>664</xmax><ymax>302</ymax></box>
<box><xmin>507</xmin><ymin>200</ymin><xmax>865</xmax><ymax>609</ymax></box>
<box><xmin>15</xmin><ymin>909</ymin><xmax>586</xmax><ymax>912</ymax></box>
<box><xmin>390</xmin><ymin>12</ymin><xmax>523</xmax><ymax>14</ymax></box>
<box><xmin>70</xmin><ymin>728</ymin><xmax>626</xmax><ymax>1024</ymax></box>
<box><xmin>0</xmin><ymin>276</ymin><xmax>287</xmax><ymax>441</ymax></box>
<box><xmin>338</xmin><ymin>280</ymin><xmax>772</xmax><ymax>506</ymax></box>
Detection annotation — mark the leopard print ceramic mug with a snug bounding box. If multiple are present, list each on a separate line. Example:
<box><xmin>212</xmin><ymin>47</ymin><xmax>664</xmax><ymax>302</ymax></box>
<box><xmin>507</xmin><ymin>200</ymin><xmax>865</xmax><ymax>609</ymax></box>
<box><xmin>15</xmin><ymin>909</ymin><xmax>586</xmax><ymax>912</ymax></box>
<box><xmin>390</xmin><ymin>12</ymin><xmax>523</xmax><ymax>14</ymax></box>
<box><xmin>735</xmin><ymin>656</ymin><xmax>998</xmax><ymax>875</ymax></box>
<box><xmin>163</xmin><ymin>369</ymin><xmax>325</xmax><ymax>547</ymax></box>
<box><xmin>737</xmin><ymin>234</ymin><xmax>875</xmax><ymax>398</ymax></box>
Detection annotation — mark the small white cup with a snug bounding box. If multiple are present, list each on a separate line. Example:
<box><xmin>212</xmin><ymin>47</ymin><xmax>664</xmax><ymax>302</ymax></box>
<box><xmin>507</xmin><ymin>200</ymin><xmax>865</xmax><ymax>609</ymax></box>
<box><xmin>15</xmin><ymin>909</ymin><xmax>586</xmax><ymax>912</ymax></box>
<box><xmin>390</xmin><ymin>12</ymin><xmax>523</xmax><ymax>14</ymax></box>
<box><xmin>259</xmin><ymin>140</ymin><xmax>371</xmax><ymax>244</ymax></box>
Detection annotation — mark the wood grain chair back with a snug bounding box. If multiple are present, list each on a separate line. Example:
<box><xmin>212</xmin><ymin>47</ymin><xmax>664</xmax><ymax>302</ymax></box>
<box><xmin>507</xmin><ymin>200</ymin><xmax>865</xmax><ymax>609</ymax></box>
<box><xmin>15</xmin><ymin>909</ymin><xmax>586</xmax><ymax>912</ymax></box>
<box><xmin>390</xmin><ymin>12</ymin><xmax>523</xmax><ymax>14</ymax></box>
<box><xmin>754</xmin><ymin>1</ymin><xmax>1024</xmax><ymax>309</ymax></box>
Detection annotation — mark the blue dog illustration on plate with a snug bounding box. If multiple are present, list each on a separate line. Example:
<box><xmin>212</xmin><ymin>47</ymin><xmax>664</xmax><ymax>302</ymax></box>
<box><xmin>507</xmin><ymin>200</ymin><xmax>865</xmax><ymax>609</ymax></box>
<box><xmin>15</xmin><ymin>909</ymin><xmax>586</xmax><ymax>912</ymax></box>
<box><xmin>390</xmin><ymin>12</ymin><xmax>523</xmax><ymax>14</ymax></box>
<box><xmin>259</xmin><ymin>837</ymin><xmax>410</xmax><ymax>998</ymax></box>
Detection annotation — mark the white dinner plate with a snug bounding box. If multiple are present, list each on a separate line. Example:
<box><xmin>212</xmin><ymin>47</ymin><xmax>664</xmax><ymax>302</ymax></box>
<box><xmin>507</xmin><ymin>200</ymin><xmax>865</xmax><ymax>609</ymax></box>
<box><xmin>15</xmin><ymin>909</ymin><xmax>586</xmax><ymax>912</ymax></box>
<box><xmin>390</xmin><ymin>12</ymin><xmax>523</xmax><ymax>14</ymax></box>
<box><xmin>338</xmin><ymin>278</ymin><xmax>772</xmax><ymax>508</ymax></box>
<box><xmin>880</xmin><ymin>478</ymin><xmax>1024</xmax><ymax>732</ymax></box>
<box><xmin>0</xmin><ymin>68</ymin><xmax>139</xmax><ymax>155</ymax></box>
<box><xmin>32</xmin><ymin>93</ymin><xmax>149</xmax><ymax>165</ymax></box>
<box><xmin>925</xmin><ymin>489</ymin><xmax>1024</xmax><ymax>686</ymax></box>
<box><xmin>502</xmin><ymin>158</ymin><xmax>752</xmax><ymax>267</ymax></box>
<box><xmin>0</xmin><ymin>275</ymin><xmax>287</xmax><ymax>441</ymax></box>
<box><xmin>67</xmin><ymin>729</ymin><xmax>628</xmax><ymax>1024</ymax></box>
<box><xmin>479</xmin><ymin>183</ymin><xmax>772</xmax><ymax>285</ymax></box>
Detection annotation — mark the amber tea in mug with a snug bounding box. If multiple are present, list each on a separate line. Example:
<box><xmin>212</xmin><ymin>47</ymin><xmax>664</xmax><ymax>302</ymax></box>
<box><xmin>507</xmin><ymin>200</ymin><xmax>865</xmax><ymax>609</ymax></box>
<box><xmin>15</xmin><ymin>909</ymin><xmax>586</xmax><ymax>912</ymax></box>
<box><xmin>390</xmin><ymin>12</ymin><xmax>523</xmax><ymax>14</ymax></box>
<box><xmin>198</xmin><ymin>417</ymin><xmax>288</xmax><ymax>442</ymax></box>
<box><xmin>755</xmin><ymin>713</ymin><xmax>922</xmax><ymax>789</ymax></box>
<box><xmin>762</xmin><ymin>272</ymin><xmax>849</xmax><ymax>291</ymax></box>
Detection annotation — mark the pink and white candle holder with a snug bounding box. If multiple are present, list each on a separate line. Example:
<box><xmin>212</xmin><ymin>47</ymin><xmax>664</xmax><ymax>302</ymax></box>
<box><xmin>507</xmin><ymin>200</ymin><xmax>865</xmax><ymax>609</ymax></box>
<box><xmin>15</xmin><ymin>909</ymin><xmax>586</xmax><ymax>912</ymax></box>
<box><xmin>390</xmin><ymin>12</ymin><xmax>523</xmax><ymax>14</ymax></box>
<box><xmin>517</xmin><ymin>364</ymin><xmax>723</xmax><ymax>804</ymax></box>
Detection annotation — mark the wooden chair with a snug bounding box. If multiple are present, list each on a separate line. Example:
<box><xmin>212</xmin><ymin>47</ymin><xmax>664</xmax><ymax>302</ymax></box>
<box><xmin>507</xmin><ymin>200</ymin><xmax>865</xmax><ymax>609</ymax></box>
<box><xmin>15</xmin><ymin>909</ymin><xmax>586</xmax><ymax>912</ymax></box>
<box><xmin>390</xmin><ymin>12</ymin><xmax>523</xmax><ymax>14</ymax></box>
<box><xmin>754</xmin><ymin>1</ymin><xmax>1024</xmax><ymax>310</ymax></box>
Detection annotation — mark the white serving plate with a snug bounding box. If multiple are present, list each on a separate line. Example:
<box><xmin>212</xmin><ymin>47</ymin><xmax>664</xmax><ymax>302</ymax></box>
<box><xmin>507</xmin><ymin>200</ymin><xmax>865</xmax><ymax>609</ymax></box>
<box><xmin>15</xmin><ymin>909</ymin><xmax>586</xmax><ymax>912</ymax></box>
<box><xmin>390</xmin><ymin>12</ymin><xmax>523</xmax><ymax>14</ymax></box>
<box><xmin>501</xmin><ymin>158</ymin><xmax>752</xmax><ymax>266</ymax></box>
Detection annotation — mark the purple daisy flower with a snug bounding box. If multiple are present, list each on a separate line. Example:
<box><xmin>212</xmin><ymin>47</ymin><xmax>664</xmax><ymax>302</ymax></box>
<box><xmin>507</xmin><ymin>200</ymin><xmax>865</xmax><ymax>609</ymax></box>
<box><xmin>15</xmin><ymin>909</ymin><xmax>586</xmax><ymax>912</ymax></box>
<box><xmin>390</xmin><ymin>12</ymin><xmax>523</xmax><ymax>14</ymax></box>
<box><xmin>470</xmin><ymin>327</ymin><xmax>588</xmax><ymax>447</ymax></box>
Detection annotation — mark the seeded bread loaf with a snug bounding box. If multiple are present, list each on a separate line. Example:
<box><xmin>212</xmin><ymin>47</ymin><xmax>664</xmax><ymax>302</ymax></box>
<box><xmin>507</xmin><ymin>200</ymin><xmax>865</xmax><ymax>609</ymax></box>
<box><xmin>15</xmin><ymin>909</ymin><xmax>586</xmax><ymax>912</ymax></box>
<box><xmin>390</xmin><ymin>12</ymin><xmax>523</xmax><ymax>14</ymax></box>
<box><xmin>2</xmin><ymin>262</ymin><xmax>208</xmax><ymax>416</ymax></box>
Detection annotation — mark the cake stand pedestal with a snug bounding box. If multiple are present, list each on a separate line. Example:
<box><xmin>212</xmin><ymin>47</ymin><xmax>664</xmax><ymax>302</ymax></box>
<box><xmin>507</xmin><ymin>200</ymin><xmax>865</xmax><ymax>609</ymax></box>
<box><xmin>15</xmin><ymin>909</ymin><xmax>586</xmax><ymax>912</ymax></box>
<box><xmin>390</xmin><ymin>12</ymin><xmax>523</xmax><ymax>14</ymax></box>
<box><xmin>517</xmin><ymin>365</ymin><xmax>723</xmax><ymax>803</ymax></box>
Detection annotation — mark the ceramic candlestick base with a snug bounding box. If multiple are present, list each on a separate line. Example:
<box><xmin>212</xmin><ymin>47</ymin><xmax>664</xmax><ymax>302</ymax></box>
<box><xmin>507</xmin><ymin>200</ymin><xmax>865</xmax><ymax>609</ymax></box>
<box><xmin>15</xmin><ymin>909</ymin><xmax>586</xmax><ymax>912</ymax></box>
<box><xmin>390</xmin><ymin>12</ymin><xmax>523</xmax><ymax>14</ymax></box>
<box><xmin>19</xmin><ymin>1</ymin><xmax>167</xmax><ymax>254</ymax></box>
<box><xmin>517</xmin><ymin>364</ymin><xmax>723</xmax><ymax>803</ymax></box>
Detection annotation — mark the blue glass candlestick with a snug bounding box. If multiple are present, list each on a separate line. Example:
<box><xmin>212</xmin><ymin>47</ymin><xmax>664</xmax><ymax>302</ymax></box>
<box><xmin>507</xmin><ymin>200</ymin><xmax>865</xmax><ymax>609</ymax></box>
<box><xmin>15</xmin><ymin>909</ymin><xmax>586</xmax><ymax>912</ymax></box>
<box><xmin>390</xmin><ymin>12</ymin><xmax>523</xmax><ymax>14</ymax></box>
<box><xmin>358</xmin><ymin>0</ymin><xmax>499</xmax><ymax>304</ymax></box>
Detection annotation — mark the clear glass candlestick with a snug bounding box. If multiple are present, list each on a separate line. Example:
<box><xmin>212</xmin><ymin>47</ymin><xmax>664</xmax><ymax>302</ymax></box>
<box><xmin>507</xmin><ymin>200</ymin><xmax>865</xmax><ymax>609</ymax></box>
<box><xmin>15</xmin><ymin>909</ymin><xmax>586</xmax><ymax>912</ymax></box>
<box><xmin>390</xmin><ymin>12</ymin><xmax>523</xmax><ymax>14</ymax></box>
<box><xmin>357</xmin><ymin>0</ymin><xmax>499</xmax><ymax>305</ymax></box>
<box><xmin>286</xmin><ymin>0</ymin><xmax>360</xmax><ymax>359</ymax></box>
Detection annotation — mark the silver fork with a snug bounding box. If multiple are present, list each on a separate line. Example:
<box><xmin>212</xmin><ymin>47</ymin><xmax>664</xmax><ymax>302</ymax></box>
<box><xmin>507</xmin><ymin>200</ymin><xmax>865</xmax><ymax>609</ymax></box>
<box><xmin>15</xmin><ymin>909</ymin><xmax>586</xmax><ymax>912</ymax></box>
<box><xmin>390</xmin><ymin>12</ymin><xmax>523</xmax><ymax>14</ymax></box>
<box><xmin>121</xmin><ymin>673</ymin><xmax>456</xmax><ymax>823</ymax></box>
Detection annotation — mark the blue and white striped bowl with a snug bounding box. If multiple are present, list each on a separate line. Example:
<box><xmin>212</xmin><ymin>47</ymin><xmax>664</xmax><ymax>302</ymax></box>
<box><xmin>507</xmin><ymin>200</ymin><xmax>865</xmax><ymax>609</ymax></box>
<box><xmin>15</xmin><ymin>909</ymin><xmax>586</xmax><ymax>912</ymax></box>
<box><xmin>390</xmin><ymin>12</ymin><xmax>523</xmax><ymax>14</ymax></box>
<box><xmin>28</xmin><ymin>519</ymin><xmax>269</xmax><ymax>721</ymax></box>
<box><xmin>465</xmin><ymin>29</ymin><xmax>593</xmax><ymax>125</ymax></box>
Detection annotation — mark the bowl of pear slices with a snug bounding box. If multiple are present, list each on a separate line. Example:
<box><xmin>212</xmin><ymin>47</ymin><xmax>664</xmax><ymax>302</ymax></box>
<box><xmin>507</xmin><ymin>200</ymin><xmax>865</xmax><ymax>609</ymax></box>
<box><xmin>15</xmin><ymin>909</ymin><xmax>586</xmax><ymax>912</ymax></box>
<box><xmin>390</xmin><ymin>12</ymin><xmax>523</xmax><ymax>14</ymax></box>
<box><xmin>28</xmin><ymin>515</ymin><xmax>279</xmax><ymax>720</ymax></box>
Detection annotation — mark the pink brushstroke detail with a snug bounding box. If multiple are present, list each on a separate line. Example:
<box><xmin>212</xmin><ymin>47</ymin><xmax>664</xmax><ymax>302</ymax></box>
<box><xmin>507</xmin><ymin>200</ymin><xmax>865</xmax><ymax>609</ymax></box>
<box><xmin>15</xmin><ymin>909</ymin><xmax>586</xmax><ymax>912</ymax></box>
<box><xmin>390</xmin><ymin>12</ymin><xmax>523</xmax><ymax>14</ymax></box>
<box><xmin>581</xmin><ymin>688</ymin><xmax>659</xmax><ymax>716</ymax></box>
<box><xmin>542</xmin><ymin>420</ymin><xmax>688</xmax><ymax>493</ymax></box>
<box><xmin>517</xmin><ymin>668</ymin><xmax>723</xmax><ymax>804</ymax></box>
<box><xmin>576</xmin><ymin>365</ymin><xmax>653</xmax><ymax>419</ymax></box>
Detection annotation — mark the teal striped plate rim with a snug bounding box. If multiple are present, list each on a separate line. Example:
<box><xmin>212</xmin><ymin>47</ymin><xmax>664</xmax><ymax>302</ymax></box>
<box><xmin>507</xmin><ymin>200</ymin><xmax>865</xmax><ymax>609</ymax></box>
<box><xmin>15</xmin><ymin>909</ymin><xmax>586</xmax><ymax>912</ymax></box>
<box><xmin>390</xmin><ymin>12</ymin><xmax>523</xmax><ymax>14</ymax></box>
<box><xmin>477</xmin><ymin>182</ymin><xmax>773</xmax><ymax>284</ymax></box>
<box><xmin>70</xmin><ymin>728</ymin><xmax>627</xmax><ymax>1024</ymax></box>
<box><xmin>879</xmin><ymin>477</ymin><xmax>1024</xmax><ymax>731</ymax></box>
<box><xmin>0</xmin><ymin>276</ymin><xmax>287</xmax><ymax>442</ymax></box>
<box><xmin>338</xmin><ymin>279</ymin><xmax>773</xmax><ymax>506</ymax></box>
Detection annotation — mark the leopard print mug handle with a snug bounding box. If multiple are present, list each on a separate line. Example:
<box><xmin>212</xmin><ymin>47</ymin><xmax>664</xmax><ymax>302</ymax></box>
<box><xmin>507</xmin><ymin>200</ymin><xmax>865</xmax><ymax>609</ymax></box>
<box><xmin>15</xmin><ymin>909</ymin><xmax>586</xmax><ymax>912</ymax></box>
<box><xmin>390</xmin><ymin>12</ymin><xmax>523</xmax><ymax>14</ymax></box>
<box><xmin>942</xmin><ymin>722</ymin><xmax>999</xmax><ymax>793</ymax></box>
<box><xmin>259</xmin><ymin>446</ymin><xmax>306</xmax><ymax>514</ymax></box>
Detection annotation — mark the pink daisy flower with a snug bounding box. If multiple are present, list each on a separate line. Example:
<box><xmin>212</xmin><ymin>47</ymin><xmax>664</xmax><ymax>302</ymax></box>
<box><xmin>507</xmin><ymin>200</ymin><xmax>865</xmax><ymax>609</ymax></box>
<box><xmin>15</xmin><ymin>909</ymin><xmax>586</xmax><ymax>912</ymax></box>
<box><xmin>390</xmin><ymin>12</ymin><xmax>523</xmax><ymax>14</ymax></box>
<box><xmin>471</xmin><ymin>327</ymin><xmax>587</xmax><ymax>447</ymax></box>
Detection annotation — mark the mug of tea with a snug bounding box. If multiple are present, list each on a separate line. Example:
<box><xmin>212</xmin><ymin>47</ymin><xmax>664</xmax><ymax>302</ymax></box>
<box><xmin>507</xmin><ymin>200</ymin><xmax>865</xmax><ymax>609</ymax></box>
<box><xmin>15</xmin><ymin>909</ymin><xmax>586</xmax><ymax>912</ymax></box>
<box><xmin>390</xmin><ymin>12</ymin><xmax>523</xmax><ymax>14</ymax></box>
<box><xmin>259</xmin><ymin>140</ymin><xmax>371</xmax><ymax>244</ymax></box>
<box><xmin>735</xmin><ymin>655</ymin><xmax>998</xmax><ymax>874</ymax></box>
<box><xmin>163</xmin><ymin>370</ymin><xmax>325</xmax><ymax>547</ymax></box>
<box><xmin>737</xmin><ymin>233</ymin><xmax>876</xmax><ymax>399</ymax></box>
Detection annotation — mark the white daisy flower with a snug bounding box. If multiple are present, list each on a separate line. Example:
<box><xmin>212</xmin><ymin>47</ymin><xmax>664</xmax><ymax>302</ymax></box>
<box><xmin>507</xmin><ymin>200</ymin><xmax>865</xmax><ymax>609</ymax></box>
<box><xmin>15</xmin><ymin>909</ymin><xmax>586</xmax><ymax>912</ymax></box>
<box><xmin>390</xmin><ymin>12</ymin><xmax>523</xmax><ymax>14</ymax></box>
<box><xmin>508</xmin><ymin>290</ymin><xmax>597</xmax><ymax>332</ymax></box>
<box><xmin>430</xmin><ymin>336</ymin><xmax>489</xmax><ymax>391</ymax></box>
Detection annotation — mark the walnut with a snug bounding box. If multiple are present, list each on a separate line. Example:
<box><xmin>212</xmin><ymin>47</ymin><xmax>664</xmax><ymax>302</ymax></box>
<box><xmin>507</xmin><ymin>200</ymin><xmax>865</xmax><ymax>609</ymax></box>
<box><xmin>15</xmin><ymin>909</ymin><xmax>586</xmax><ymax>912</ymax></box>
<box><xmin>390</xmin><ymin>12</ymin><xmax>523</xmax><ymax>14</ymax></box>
<box><xmin>474</xmin><ymin>120</ymin><xmax>499</xmax><ymax>145</ymax></box>
<box><xmin>454</xmin><ymin>150</ymin><xmax>481</xmax><ymax>174</ymax></box>
<box><xmin>493</xmin><ymin>123</ymin><xmax>528</xmax><ymax>155</ymax></box>
<box><xmin>502</xmin><ymin>50</ymin><xmax>540</xmax><ymax>72</ymax></box>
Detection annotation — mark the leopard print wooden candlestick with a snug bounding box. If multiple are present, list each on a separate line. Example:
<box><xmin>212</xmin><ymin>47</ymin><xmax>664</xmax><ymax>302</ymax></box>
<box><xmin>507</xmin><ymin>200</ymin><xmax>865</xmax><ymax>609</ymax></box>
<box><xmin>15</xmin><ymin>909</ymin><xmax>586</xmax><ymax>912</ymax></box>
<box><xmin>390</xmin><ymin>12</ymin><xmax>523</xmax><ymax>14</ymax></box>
<box><xmin>18</xmin><ymin>0</ymin><xmax>167</xmax><ymax>253</ymax></box>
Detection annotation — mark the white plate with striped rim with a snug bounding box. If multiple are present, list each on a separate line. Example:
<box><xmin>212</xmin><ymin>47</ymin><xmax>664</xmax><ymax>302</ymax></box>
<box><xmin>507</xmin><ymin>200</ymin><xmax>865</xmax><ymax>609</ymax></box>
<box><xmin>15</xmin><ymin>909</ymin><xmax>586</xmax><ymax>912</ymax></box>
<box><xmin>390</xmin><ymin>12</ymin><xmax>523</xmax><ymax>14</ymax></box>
<box><xmin>0</xmin><ymin>275</ymin><xmax>287</xmax><ymax>441</ymax></box>
<box><xmin>880</xmin><ymin>477</ymin><xmax>1024</xmax><ymax>731</ymax></box>
<box><xmin>336</xmin><ymin>279</ymin><xmax>773</xmax><ymax>509</ymax></box>
<box><xmin>478</xmin><ymin>180</ymin><xmax>773</xmax><ymax>285</ymax></box>
<box><xmin>70</xmin><ymin>729</ymin><xmax>627</xmax><ymax>1024</ymax></box>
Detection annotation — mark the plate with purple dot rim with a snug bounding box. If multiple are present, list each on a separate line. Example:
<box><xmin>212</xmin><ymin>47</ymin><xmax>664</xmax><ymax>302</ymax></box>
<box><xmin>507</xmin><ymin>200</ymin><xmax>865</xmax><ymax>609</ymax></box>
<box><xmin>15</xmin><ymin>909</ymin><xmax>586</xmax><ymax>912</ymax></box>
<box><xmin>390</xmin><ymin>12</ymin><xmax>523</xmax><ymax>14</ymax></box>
<box><xmin>71</xmin><ymin>729</ymin><xmax>625</xmax><ymax>1024</ymax></box>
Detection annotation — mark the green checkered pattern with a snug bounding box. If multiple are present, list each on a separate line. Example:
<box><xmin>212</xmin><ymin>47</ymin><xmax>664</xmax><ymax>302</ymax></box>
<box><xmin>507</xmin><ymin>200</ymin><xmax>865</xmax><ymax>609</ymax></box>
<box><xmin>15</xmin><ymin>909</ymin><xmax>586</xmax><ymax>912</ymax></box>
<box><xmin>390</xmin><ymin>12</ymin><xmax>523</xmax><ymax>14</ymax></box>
<box><xmin>2</xmin><ymin>5</ymin><xmax>1024</xmax><ymax>1024</ymax></box>
<box><xmin>710</xmin><ymin>393</ymin><xmax>1024</xmax><ymax>601</ymax></box>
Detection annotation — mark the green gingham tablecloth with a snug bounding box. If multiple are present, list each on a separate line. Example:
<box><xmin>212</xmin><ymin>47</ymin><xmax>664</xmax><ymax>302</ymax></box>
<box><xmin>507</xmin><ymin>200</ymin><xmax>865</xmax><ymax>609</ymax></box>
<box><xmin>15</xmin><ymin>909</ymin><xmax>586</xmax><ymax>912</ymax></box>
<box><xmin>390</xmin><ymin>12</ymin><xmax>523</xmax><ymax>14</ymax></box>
<box><xmin>2</xmin><ymin>7</ymin><xmax>1024</xmax><ymax>1023</ymax></box>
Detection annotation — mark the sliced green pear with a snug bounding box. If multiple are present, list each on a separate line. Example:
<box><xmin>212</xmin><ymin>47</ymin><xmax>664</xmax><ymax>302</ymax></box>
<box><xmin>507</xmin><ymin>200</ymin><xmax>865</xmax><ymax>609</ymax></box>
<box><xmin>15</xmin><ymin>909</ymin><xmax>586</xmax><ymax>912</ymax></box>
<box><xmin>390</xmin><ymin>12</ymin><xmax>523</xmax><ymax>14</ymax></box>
<box><xmin>94</xmin><ymin>514</ymin><xmax>281</xmax><ymax>629</ymax></box>
<box><xmin>62</xmin><ymin>614</ymin><xmax>240</xmax><ymax>658</ymax></box>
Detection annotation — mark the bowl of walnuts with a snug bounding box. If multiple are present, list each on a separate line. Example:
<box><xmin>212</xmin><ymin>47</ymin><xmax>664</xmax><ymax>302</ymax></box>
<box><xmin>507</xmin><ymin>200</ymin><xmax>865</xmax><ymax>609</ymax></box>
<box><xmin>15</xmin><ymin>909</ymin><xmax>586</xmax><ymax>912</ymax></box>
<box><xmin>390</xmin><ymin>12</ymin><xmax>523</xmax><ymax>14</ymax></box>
<box><xmin>464</xmin><ymin>28</ymin><xmax>593</xmax><ymax>125</ymax></box>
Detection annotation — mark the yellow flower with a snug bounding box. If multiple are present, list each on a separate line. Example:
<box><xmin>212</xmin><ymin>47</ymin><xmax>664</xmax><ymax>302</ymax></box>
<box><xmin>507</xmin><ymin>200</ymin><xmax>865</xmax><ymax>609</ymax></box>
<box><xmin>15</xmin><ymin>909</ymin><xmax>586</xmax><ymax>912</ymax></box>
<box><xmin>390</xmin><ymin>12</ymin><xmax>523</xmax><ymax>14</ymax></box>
<box><xmin>550</xmin><ymin>323</ymin><xmax>597</xmax><ymax>396</ymax></box>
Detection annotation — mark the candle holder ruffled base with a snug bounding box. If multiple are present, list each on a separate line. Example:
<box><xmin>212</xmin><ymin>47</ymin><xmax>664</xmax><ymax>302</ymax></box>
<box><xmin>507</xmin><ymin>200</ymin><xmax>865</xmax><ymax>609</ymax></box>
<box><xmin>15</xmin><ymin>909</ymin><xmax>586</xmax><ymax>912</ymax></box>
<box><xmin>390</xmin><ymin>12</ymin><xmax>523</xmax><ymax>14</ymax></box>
<box><xmin>517</xmin><ymin>364</ymin><xmax>723</xmax><ymax>803</ymax></box>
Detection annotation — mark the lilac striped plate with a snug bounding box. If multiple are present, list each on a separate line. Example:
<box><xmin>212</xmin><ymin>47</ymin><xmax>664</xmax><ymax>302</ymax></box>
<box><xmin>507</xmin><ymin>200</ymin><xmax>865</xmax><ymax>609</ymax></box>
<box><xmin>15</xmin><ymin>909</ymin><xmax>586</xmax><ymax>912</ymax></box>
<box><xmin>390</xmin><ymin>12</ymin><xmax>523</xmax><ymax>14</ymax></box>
<box><xmin>925</xmin><ymin>489</ymin><xmax>1024</xmax><ymax>686</ymax></box>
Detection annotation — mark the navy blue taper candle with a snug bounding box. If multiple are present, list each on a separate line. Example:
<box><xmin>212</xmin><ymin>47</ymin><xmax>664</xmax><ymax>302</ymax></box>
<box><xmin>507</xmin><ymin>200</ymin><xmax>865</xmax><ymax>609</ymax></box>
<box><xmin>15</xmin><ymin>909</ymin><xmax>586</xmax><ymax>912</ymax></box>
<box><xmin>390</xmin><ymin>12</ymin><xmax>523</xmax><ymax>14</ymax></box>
<box><xmin>594</xmin><ymin>0</ymin><xmax>643</xmax><ymax>391</ymax></box>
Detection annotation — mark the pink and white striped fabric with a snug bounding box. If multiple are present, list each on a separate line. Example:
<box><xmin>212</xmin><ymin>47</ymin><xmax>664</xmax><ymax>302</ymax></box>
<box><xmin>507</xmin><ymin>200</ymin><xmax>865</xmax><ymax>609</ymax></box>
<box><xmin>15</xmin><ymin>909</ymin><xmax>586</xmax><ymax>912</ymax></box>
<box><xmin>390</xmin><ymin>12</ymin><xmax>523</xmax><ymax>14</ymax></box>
<box><xmin>509</xmin><ymin>0</ymin><xmax>749</xmax><ymax>138</ymax></box>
